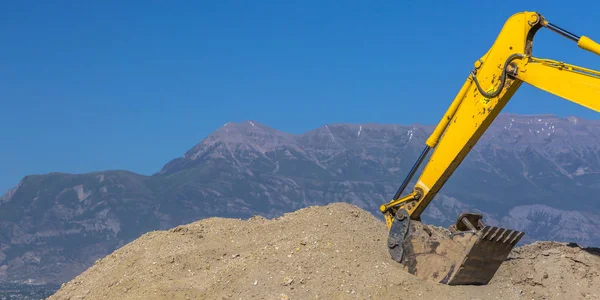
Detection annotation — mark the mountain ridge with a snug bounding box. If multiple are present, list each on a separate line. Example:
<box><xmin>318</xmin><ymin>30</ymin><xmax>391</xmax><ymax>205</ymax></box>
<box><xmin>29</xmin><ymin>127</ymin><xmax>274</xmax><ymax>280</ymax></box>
<box><xmin>4</xmin><ymin>113</ymin><xmax>595</xmax><ymax>194</ymax></box>
<box><xmin>2</xmin><ymin>112</ymin><xmax>600</xmax><ymax>284</ymax></box>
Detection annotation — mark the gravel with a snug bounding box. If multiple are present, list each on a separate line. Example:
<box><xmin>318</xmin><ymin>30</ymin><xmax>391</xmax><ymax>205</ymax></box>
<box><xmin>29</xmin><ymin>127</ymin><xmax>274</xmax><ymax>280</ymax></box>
<box><xmin>48</xmin><ymin>203</ymin><xmax>600</xmax><ymax>300</ymax></box>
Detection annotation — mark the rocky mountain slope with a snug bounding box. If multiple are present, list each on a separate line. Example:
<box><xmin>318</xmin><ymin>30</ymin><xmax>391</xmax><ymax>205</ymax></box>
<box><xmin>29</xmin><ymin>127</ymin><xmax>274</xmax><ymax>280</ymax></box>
<box><xmin>2</xmin><ymin>113</ymin><xmax>600</xmax><ymax>284</ymax></box>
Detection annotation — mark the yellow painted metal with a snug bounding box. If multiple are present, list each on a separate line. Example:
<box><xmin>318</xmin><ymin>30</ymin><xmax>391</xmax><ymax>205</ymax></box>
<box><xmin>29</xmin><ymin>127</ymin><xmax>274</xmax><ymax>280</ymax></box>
<box><xmin>425</xmin><ymin>77</ymin><xmax>473</xmax><ymax>148</ymax></box>
<box><xmin>406</xmin><ymin>11</ymin><xmax>541</xmax><ymax>219</ymax></box>
<box><xmin>380</xmin><ymin>194</ymin><xmax>413</xmax><ymax>214</ymax></box>
<box><xmin>380</xmin><ymin>11</ymin><xmax>600</xmax><ymax>221</ymax></box>
<box><xmin>380</xmin><ymin>193</ymin><xmax>414</xmax><ymax>229</ymax></box>
<box><xmin>514</xmin><ymin>57</ymin><xmax>600</xmax><ymax>112</ymax></box>
<box><xmin>379</xmin><ymin>10</ymin><xmax>600</xmax><ymax>286</ymax></box>
<box><xmin>384</xmin><ymin>211</ymin><xmax>394</xmax><ymax>230</ymax></box>
<box><xmin>578</xmin><ymin>36</ymin><xmax>600</xmax><ymax>56</ymax></box>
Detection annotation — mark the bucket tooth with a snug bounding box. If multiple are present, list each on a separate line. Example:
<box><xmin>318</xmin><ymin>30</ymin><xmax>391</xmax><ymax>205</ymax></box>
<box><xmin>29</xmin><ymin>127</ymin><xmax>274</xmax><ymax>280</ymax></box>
<box><xmin>481</xmin><ymin>226</ymin><xmax>493</xmax><ymax>239</ymax></box>
<box><xmin>502</xmin><ymin>230</ymin><xmax>516</xmax><ymax>243</ymax></box>
<box><xmin>495</xmin><ymin>228</ymin><xmax>509</xmax><ymax>242</ymax></box>
<box><xmin>511</xmin><ymin>231</ymin><xmax>525</xmax><ymax>245</ymax></box>
<box><xmin>487</xmin><ymin>227</ymin><xmax>501</xmax><ymax>241</ymax></box>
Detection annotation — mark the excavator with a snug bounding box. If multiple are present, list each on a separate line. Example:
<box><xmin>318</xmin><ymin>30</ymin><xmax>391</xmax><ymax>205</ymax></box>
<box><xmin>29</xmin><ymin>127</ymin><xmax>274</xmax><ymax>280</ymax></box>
<box><xmin>380</xmin><ymin>11</ymin><xmax>600</xmax><ymax>285</ymax></box>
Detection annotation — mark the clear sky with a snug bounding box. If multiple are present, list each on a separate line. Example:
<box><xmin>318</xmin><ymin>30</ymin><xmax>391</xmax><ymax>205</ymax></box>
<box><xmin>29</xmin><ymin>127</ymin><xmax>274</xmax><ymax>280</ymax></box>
<box><xmin>2</xmin><ymin>1</ymin><xmax>600</xmax><ymax>193</ymax></box>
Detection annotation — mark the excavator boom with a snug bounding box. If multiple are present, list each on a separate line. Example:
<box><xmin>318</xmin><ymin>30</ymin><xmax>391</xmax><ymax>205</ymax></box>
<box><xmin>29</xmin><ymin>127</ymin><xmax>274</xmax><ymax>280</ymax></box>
<box><xmin>381</xmin><ymin>11</ymin><xmax>600</xmax><ymax>285</ymax></box>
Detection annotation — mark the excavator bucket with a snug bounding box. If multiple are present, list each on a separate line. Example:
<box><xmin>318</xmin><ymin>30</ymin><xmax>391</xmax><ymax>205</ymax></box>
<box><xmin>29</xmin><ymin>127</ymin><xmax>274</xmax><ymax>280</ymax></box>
<box><xmin>387</xmin><ymin>209</ymin><xmax>524</xmax><ymax>285</ymax></box>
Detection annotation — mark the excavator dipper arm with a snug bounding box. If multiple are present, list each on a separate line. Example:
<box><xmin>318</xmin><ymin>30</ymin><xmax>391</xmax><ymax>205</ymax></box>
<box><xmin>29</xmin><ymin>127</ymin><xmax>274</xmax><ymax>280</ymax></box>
<box><xmin>380</xmin><ymin>11</ymin><xmax>600</xmax><ymax>285</ymax></box>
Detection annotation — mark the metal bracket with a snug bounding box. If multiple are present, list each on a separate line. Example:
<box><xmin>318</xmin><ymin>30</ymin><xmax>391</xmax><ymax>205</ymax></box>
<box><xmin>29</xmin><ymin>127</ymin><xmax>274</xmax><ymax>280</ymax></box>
<box><xmin>387</xmin><ymin>209</ymin><xmax>410</xmax><ymax>263</ymax></box>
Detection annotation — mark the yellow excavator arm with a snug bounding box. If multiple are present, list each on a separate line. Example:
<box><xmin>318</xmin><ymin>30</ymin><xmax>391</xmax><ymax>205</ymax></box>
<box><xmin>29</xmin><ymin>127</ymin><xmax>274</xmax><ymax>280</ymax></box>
<box><xmin>380</xmin><ymin>11</ymin><xmax>600</xmax><ymax>285</ymax></box>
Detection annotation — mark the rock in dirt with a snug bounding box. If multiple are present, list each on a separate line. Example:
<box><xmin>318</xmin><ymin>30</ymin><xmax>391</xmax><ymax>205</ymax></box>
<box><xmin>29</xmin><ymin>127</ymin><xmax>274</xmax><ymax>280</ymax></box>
<box><xmin>48</xmin><ymin>203</ymin><xmax>600</xmax><ymax>300</ymax></box>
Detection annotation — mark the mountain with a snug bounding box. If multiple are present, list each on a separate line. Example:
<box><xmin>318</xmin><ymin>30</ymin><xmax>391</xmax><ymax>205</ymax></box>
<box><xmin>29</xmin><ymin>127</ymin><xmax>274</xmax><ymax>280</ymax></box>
<box><xmin>2</xmin><ymin>113</ymin><xmax>600</xmax><ymax>284</ymax></box>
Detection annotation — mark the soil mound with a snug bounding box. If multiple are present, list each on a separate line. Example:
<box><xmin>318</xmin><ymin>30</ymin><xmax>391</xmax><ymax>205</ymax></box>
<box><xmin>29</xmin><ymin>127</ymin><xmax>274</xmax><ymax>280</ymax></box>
<box><xmin>48</xmin><ymin>203</ymin><xmax>600</xmax><ymax>299</ymax></box>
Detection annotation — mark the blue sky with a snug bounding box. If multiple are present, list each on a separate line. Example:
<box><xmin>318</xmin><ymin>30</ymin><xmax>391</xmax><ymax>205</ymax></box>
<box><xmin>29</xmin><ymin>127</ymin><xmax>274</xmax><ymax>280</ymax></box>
<box><xmin>1</xmin><ymin>1</ymin><xmax>600</xmax><ymax>193</ymax></box>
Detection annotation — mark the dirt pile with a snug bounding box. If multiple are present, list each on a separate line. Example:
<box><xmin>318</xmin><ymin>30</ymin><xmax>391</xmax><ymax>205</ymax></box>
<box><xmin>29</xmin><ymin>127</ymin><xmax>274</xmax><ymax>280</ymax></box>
<box><xmin>48</xmin><ymin>203</ymin><xmax>600</xmax><ymax>300</ymax></box>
